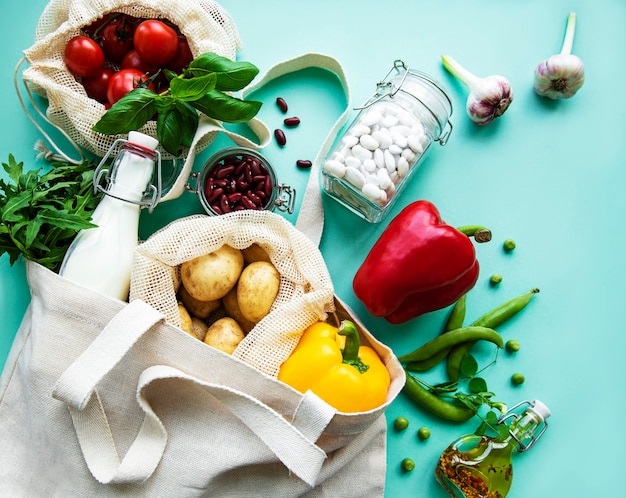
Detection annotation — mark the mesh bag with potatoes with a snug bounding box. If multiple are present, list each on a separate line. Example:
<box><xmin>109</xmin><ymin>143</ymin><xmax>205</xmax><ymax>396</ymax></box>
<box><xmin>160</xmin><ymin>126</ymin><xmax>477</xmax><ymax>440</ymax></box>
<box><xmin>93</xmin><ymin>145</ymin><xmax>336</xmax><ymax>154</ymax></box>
<box><xmin>130</xmin><ymin>210</ymin><xmax>337</xmax><ymax>377</ymax></box>
<box><xmin>21</xmin><ymin>0</ymin><xmax>242</xmax><ymax>159</ymax></box>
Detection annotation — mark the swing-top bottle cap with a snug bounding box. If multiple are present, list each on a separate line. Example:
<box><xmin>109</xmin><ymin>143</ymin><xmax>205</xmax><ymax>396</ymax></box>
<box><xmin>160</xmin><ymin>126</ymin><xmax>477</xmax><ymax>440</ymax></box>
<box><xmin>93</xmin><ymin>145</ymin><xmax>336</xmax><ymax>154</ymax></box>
<box><xmin>528</xmin><ymin>399</ymin><xmax>551</xmax><ymax>421</ymax></box>
<box><xmin>128</xmin><ymin>131</ymin><xmax>158</xmax><ymax>151</ymax></box>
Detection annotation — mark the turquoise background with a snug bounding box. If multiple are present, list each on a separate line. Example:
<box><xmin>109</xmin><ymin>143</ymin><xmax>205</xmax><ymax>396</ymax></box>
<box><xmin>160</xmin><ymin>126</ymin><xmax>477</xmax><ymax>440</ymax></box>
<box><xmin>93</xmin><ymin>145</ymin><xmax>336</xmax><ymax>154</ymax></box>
<box><xmin>1</xmin><ymin>1</ymin><xmax>625</xmax><ymax>496</ymax></box>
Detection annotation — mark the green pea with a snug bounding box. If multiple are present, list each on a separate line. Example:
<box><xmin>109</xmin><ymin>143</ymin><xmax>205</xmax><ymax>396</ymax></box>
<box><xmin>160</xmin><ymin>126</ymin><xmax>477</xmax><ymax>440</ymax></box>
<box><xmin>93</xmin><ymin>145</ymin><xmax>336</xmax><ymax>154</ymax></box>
<box><xmin>489</xmin><ymin>274</ymin><xmax>503</xmax><ymax>286</ymax></box>
<box><xmin>503</xmin><ymin>239</ymin><xmax>516</xmax><ymax>252</ymax></box>
<box><xmin>506</xmin><ymin>339</ymin><xmax>520</xmax><ymax>353</ymax></box>
<box><xmin>401</xmin><ymin>458</ymin><xmax>415</xmax><ymax>472</ymax></box>
<box><xmin>394</xmin><ymin>416</ymin><xmax>409</xmax><ymax>431</ymax></box>
<box><xmin>511</xmin><ymin>373</ymin><xmax>525</xmax><ymax>385</ymax></box>
<box><xmin>417</xmin><ymin>427</ymin><xmax>431</xmax><ymax>441</ymax></box>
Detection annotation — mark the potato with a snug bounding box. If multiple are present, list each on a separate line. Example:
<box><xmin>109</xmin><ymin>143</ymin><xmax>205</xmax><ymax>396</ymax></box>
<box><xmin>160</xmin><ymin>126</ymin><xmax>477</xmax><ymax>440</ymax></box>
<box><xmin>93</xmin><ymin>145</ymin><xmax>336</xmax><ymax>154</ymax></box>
<box><xmin>242</xmin><ymin>243</ymin><xmax>272</xmax><ymax>265</ymax></box>
<box><xmin>177</xmin><ymin>302</ymin><xmax>194</xmax><ymax>337</ymax></box>
<box><xmin>203</xmin><ymin>317</ymin><xmax>245</xmax><ymax>354</ymax></box>
<box><xmin>190</xmin><ymin>317</ymin><xmax>208</xmax><ymax>341</ymax></box>
<box><xmin>178</xmin><ymin>284</ymin><xmax>221</xmax><ymax>319</ymax></box>
<box><xmin>237</xmin><ymin>261</ymin><xmax>281</xmax><ymax>323</ymax></box>
<box><xmin>222</xmin><ymin>286</ymin><xmax>256</xmax><ymax>334</ymax></box>
<box><xmin>180</xmin><ymin>245</ymin><xmax>244</xmax><ymax>301</ymax></box>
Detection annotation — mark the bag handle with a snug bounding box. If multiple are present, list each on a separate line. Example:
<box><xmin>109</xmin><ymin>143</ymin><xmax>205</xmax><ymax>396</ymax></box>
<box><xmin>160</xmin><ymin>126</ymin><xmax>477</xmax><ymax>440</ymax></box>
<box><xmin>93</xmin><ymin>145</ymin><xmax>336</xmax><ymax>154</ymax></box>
<box><xmin>242</xmin><ymin>53</ymin><xmax>353</xmax><ymax>247</ymax></box>
<box><xmin>53</xmin><ymin>300</ymin><xmax>334</xmax><ymax>488</ymax></box>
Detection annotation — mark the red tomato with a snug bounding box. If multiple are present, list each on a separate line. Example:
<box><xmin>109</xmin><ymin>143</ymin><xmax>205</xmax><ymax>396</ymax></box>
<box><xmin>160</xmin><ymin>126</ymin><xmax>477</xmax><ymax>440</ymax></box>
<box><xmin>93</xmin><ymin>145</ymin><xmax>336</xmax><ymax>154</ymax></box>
<box><xmin>99</xmin><ymin>18</ymin><xmax>135</xmax><ymax>63</ymax></box>
<box><xmin>82</xmin><ymin>67</ymin><xmax>115</xmax><ymax>103</ymax></box>
<box><xmin>166</xmin><ymin>36</ymin><xmax>194</xmax><ymax>74</ymax></box>
<box><xmin>133</xmin><ymin>20</ymin><xmax>178</xmax><ymax>66</ymax></box>
<box><xmin>107</xmin><ymin>68</ymin><xmax>154</xmax><ymax>105</ymax></box>
<box><xmin>64</xmin><ymin>35</ymin><xmax>105</xmax><ymax>77</ymax></box>
<box><xmin>120</xmin><ymin>49</ymin><xmax>159</xmax><ymax>75</ymax></box>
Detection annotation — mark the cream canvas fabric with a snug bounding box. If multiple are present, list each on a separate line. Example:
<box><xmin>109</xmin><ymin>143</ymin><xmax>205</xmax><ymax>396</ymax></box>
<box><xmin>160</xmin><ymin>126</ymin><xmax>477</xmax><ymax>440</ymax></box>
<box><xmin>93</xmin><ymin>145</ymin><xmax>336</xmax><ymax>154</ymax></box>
<box><xmin>0</xmin><ymin>213</ymin><xmax>405</xmax><ymax>496</ymax></box>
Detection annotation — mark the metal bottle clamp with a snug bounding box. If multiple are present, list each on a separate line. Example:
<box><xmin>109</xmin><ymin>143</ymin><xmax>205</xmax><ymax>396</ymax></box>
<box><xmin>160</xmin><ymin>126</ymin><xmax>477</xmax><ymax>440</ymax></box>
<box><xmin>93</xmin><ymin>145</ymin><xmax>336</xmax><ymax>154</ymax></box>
<box><xmin>498</xmin><ymin>400</ymin><xmax>550</xmax><ymax>452</ymax></box>
<box><xmin>93</xmin><ymin>138</ymin><xmax>163</xmax><ymax>213</ymax></box>
<box><xmin>354</xmin><ymin>59</ymin><xmax>453</xmax><ymax>145</ymax></box>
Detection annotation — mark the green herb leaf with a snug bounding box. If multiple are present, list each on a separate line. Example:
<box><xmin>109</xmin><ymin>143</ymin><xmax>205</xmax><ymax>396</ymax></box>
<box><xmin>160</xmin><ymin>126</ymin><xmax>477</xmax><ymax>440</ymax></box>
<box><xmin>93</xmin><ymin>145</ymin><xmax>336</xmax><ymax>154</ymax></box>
<box><xmin>187</xmin><ymin>53</ymin><xmax>259</xmax><ymax>91</ymax></box>
<box><xmin>156</xmin><ymin>100</ymin><xmax>199</xmax><ymax>155</ymax></box>
<box><xmin>460</xmin><ymin>353</ymin><xmax>478</xmax><ymax>378</ymax></box>
<box><xmin>468</xmin><ymin>377</ymin><xmax>488</xmax><ymax>394</ymax></box>
<box><xmin>193</xmin><ymin>90</ymin><xmax>262</xmax><ymax>123</ymax></box>
<box><xmin>169</xmin><ymin>73</ymin><xmax>217</xmax><ymax>101</ymax></box>
<box><xmin>93</xmin><ymin>88</ymin><xmax>158</xmax><ymax>134</ymax></box>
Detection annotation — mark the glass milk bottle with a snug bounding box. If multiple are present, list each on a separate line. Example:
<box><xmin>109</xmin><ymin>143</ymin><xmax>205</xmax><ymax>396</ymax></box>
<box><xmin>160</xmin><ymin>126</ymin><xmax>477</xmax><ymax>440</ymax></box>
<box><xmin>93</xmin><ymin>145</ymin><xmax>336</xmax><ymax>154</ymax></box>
<box><xmin>60</xmin><ymin>131</ymin><xmax>160</xmax><ymax>300</ymax></box>
<box><xmin>435</xmin><ymin>399</ymin><xmax>551</xmax><ymax>498</ymax></box>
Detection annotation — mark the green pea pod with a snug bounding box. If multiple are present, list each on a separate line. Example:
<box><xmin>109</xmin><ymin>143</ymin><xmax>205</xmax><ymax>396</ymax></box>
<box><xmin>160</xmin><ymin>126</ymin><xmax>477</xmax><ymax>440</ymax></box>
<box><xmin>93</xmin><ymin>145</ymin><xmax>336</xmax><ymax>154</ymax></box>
<box><xmin>405</xmin><ymin>295</ymin><xmax>466</xmax><ymax>372</ymax></box>
<box><xmin>398</xmin><ymin>326</ymin><xmax>503</xmax><ymax>364</ymax></box>
<box><xmin>403</xmin><ymin>373</ymin><xmax>474</xmax><ymax>422</ymax></box>
<box><xmin>446</xmin><ymin>288</ymin><xmax>540</xmax><ymax>381</ymax></box>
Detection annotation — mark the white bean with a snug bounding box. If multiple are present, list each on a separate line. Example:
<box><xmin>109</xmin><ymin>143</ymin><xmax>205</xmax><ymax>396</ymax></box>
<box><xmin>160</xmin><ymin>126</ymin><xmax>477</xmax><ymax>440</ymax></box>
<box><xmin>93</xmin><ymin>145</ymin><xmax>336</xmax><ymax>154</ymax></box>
<box><xmin>374</xmin><ymin>148</ymin><xmax>385</xmax><ymax>168</ymax></box>
<box><xmin>388</xmin><ymin>144</ymin><xmax>403</xmax><ymax>156</ymax></box>
<box><xmin>361</xmin><ymin>110</ymin><xmax>382</xmax><ymax>127</ymax></box>
<box><xmin>391</xmin><ymin>131</ymin><xmax>408</xmax><ymax>148</ymax></box>
<box><xmin>345</xmin><ymin>166</ymin><xmax>365</xmax><ymax>188</ymax></box>
<box><xmin>397</xmin><ymin>157</ymin><xmax>409</xmax><ymax>178</ymax></box>
<box><xmin>407</xmin><ymin>134</ymin><xmax>424</xmax><ymax>154</ymax></box>
<box><xmin>384</xmin><ymin>149</ymin><xmax>396</xmax><ymax>171</ymax></box>
<box><xmin>351</xmin><ymin>144</ymin><xmax>372</xmax><ymax>161</ymax></box>
<box><xmin>359</xmin><ymin>134</ymin><xmax>379</xmax><ymax>151</ymax></box>
<box><xmin>362</xmin><ymin>159</ymin><xmax>377</xmax><ymax>172</ymax></box>
<box><xmin>381</xmin><ymin>115</ymin><xmax>398</xmax><ymax>128</ymax></box>
<box><xmin>362</xmin><ymin>183</ymin><xmax>383</xmax><ymax>202</ymax></box>
<box><xmin>349</xmin><ymin>124</ymin><xmax>370</xmax><ymax>137</ymax></box>
<box><xmin>372</xmin><ymin>129</ymin><xmax>393</xmax><ymax>149</ymax></box>
<box><xmin>342</xmin><ymin>135</ymin><xmax>359</xmax><ymax>148</ymax></box>
<box><xmin>323</xmin><ymin>159</ymin><xmax>346</xmax><ymax>178</ymax></box>
<box><xmin>376</xmin><ymin>168</ymin><xmax>392</xmax><ymax>189</ymax></box>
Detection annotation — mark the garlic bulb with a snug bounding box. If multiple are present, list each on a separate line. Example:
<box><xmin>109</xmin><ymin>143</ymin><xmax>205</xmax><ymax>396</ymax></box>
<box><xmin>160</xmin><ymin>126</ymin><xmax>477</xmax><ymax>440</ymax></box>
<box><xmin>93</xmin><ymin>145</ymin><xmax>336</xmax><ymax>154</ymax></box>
<box><xmin>441</xmin><ymin>55</ymin><xmax>513</xmax><ymax>126</ymax></box>
<box><xmin>534</xmin><ymin>12</ymin><xmax>585</xmax><ymax>99</ymax></box>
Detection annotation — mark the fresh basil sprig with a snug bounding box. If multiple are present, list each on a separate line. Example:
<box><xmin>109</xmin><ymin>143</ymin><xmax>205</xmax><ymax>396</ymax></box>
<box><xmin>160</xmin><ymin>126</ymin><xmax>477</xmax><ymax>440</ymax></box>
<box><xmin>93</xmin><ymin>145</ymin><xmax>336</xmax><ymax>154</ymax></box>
<box><xmin>0</xmin><ymin>155</ymin><xmax>100</xmax><ymax>271</ymax></box>
<box><xmin>93</xmin><ymin>53</ymin><xmax>262</xmax><ymax>155</ymax></box>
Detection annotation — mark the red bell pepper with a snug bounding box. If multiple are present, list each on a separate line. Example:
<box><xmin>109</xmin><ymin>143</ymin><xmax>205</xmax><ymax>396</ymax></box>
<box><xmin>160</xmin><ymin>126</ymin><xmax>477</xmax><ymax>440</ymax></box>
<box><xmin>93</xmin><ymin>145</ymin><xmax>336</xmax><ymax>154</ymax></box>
<box><xmin>353</xmin><ymin>200</ymin><xmax>490</xmax><ymax>324</ymax></box>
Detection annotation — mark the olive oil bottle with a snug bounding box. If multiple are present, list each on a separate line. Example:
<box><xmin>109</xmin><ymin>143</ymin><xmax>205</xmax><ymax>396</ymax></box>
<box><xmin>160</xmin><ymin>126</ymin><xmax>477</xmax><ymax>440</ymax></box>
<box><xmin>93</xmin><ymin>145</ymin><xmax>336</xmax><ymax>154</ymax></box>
<box><xmin>435</xmin><ymin>400</ymin><xmax>551</xmax><ymax>498</ymax></box>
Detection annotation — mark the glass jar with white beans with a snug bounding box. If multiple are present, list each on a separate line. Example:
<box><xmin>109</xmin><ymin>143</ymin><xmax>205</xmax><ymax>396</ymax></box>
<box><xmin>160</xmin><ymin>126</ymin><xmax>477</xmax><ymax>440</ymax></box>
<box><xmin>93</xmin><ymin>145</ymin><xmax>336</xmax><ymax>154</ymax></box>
<box><xmin>321</xmin><ymin>59</ymin><xmax>453</xmax><ymax>223</ymax></box>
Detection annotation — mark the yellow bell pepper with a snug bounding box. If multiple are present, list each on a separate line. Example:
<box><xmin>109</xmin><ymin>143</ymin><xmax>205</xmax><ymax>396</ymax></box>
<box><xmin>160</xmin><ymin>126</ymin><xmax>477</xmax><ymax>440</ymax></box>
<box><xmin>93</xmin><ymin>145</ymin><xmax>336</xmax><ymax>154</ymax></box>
<box><xmin>278</xmin><ymin>320</ymin><xmax>391</xmax><ymax>413</ymax></box>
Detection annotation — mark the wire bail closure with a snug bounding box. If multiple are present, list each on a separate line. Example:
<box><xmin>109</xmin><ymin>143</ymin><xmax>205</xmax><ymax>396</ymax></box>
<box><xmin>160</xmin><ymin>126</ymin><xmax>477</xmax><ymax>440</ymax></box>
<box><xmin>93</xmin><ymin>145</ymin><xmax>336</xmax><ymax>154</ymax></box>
<box><xmin>498</xmin><ymin>400</ymin><xmax>550</xmax><ymax>452</ymax></box>
<box><xmin>354</xmin><ymin>59</ymin><xmax>453</xmax><ymax>146</ymax></box>
<box><xmin>93</xmin><ymin>138</ymin><xmax>163</xmax><ymax>213</ymax></box>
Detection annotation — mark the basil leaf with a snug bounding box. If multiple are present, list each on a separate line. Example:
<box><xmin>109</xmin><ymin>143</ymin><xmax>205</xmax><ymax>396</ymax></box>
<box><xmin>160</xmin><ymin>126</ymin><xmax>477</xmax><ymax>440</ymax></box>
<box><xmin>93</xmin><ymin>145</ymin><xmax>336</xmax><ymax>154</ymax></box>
<box><xmin>188</xmin><ymin>53</ymin><xmax>259</xmax><ymax>91</ymax></box>
<box><xmin>169</xmin><ymin>73</ymin><xmax>217</xmax><ymax>101</ymax></box>
<box><xmin>156</xmin><ymin>100</ymin><xmax>199</xmax><ymax>155</ymax></box>
<box><xmin>193</xmin><ymin>90</ymin><xmax>262</xmax><ymax>123</ymax></box>
<box><xmin>93</xmin><ymin>88</ymin><xmax>158</xmax><ymax>134</ymax></box>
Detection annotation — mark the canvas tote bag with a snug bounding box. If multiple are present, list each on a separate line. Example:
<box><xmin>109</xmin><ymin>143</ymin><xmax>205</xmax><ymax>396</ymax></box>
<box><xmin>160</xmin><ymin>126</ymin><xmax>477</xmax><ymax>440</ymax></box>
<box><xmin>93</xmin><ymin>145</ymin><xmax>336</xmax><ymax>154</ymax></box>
<box><xmin>0</xmin><ymin>211</ymin><xmax>405</xmax><ymax>497</ymax></box>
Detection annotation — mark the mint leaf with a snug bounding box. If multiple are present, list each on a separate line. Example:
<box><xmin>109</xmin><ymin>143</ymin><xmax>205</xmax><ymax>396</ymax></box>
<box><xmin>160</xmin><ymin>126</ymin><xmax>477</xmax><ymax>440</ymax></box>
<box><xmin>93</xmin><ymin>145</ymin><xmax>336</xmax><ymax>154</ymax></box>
<box><xmin>93</xmin><ymin>88</ymin><xmax>158</xmax><ymax>134</ymax></box>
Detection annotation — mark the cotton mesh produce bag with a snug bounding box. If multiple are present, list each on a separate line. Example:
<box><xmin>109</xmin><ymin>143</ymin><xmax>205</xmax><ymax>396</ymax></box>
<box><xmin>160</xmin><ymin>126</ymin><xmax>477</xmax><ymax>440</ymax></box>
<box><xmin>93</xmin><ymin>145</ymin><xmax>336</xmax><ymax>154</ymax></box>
<box><xmin>130</xmin><ymin>210</ymin><xmax>337</xmax><ymax>376</ymax></box>
<box><xmin>21</xmin><ymin>0</ymin><xmax>242</xmax><ymax>159</ymax></box>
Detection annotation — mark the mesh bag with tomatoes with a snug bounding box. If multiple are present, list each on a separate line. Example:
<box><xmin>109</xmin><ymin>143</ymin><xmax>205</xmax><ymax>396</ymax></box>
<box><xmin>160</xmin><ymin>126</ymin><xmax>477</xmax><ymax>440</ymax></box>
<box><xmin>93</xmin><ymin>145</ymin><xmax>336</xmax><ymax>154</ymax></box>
<box><xmin>21</xmin><ymin>0</ymin><xmax>242</xmax><ymax>159</ymax></box>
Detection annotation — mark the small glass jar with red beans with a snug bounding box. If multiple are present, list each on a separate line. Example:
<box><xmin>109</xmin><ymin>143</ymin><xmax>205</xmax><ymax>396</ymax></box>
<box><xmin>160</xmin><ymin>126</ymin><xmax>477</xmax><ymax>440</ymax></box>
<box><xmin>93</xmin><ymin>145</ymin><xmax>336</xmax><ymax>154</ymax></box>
<box><xmin>194</xmin><ymin>148</ymin><xmax>295</xmax><ymax>216</ymax></box>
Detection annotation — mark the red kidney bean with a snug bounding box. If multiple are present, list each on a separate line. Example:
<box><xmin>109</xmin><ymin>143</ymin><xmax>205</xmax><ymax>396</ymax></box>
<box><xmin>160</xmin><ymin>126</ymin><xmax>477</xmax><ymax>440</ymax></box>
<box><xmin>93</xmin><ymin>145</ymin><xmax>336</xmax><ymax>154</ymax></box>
<box><xmin>274</xmin><ymin>129</ymin><xmax>286</xmax><ymax>146</ymax></box>
<box><xmin>296</xmin><ymin>159</ymin><xmax>312</xmax><ymax>168</ymax></box>
<box><xmin>203</xmin><ymin>152</ymin><xmax>275</xmax><ymax>214</ymax></box>
<box><xmin>284</xmin><ymin>117</ymin><xmax>300</xmax><ymax>127</ymax></box>
<box><xmin>276</xmin><ymin>97</ymin><xmax>288</xmax><ymax>113</ymax></box>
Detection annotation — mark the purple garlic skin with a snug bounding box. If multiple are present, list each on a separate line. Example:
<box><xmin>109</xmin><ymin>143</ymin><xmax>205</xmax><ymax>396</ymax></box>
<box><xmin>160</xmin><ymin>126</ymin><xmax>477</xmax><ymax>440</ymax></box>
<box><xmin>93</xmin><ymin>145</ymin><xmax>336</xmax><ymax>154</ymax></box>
<box><xmin>466</xmin><ymin>75</ymin><xmax>513</xmax><ymax>126</ymax></box>
<box><xmin>534</xmin><ymin>54</ymin><xmax>585</xmax><ymax>100</ymax></box>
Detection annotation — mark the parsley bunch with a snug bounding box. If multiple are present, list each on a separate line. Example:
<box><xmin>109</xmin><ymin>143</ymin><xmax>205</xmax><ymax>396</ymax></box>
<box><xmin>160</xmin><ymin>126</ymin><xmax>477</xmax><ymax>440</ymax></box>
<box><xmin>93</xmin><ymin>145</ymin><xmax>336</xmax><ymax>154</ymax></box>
<box><xmin>0</xmin><ymin>155</ymin><xmax>100</xmax><ymax>271</ymax></box>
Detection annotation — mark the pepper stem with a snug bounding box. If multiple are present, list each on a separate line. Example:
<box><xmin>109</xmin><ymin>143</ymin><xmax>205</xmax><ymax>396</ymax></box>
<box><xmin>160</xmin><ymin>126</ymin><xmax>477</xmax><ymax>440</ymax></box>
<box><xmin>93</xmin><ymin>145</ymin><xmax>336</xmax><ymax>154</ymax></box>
<box><xmin>442</xmin><ymin>55</ymin><xmax>481</xmax><ymax>91</ymax></box>
<box><xmin>560</xmin><ymin>12</ymin><xmax>577</xmax><ymax>56</ymax></box>
<box><xmin>338</xmin><ymin>320</ymin><xmax>369</xmax><ymax>374</ymax></box>
<box><xmin>456</xmin><ymin>225</ymin><xmax>492</xmax><ymax>243</ymax></box>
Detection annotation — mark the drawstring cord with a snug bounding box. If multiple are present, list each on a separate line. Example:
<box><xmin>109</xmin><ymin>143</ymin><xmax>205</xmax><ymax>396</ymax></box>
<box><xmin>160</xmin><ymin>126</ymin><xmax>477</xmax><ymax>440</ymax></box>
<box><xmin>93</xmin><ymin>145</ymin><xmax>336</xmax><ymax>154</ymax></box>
<box><xmin>14</xmin><ymin>56</ymin><xmax>85</xmax><ymax>165</ymax></box>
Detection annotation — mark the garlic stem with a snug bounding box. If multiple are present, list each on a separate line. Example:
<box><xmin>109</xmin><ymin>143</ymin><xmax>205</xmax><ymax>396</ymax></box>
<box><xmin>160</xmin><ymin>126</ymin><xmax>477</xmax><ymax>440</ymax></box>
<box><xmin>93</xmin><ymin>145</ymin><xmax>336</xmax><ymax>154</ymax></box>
<box><xmin>560</xmin><ymin>12</ymin><xmax>577</xmax><ymax>56</ymax></box>
<box><xmin>441</xmin><ymin>54</ymin><xmax>481</xmax><ymax>91</ymax></box>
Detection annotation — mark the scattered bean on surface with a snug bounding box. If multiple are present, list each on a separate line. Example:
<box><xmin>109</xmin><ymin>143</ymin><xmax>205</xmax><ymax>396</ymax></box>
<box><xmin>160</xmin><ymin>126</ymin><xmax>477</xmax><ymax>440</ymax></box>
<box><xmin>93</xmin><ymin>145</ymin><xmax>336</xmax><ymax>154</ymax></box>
<box><xmin>203</xmin><ymin>153</ymin><xmax>272</xmax><ymax>214</ymax></box>
<box><xmin>276</xmin><ymin>97</ymin><xmax>288</xmax><ymax>113</ymax></box>
<box><xmin>296</xmin><ymin>159</ymin><xmax>312</xmax><ymax>169</ymax></box>
<box><xmin>283</xmin><ymin>116</ymin><xmax>301</xmax><ymax>127</ymax></box>
<box><xmin>417</xmin><ymin>427</ymin><xmax>431</xmax><ymax>441</ymax></box>
<box><xmin>401</xmin><ymin>458</ymin><xmax>415</xmax><ymax>472</ymax></box>
<box><xmin>505</xmin><ymin>339</ymin><xmax>520</xmax><ymax>353</ymax></box>
<box><xmin>274</xmin><ymin>129</ymin><xmax>287</xmax><ymax>146</ymax></box>
<box><xmin>503</xmin><ymin>238</ymin><xmax>516</xmax><ymax>252</ymax></box>
<box><xmin>322</xmin><ymin>102</ymin><xmax>428</xmax><ymax>206</ymax></box>
<box><xmin>489</xmin><ymin>274</ymin><xmax>503</xmax><ymax>286</ymax></box>
<box><xmin>511</xmin><ymin>373</ymin><xmax>525</xmax><ymax>385</ymax></box>
<box><xmin>394</xmin><ymin>416</ymin><xmax>409</xmax><ymax>431</ymax></box>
